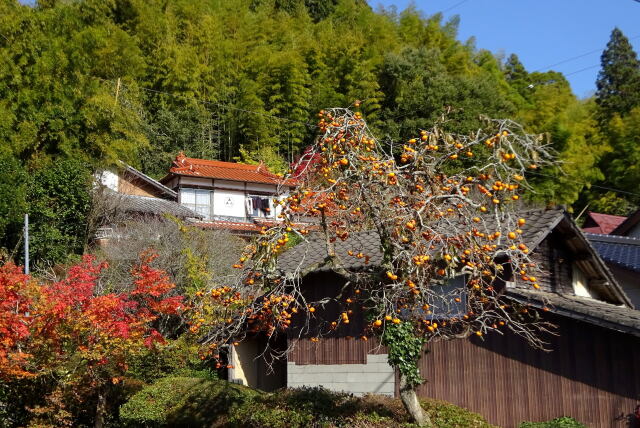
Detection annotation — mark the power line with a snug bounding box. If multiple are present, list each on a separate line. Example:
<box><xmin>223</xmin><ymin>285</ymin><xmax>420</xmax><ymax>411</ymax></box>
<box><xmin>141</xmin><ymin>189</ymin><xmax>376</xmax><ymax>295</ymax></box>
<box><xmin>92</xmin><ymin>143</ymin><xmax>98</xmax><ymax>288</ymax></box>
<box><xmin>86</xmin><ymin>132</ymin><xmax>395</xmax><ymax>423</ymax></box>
<box><xmin>563</xmin><ymin>64</ymin><xmax>601</xmax><ymax>77</ymax></box>
<box><xmin>528</xmin><ymin>62</ymin><xmax>611</xmax><ymax>89</ymax></box>
<box><xmin>528</xmin><ymin>170</ymin><xmax>640</xmax><ymax>198</ymax></box>
<box><xmin>531</xmin><ymin>34</ymin><xmax>640</xmax><ymax>73</ymax></box>
<box><xmin>98</xmin><ymin>77</ymin><xmax>318</xmax><ymax>129</ymax></box>
<box><xmin>442</xmin><ymin>0</ymin><xmax>471</xmax><ymax>13</ymax></box>
<box><xmin>99</xmin><ymin>79</ymin><xmax>640</xmax><ymax>199</ymax></box>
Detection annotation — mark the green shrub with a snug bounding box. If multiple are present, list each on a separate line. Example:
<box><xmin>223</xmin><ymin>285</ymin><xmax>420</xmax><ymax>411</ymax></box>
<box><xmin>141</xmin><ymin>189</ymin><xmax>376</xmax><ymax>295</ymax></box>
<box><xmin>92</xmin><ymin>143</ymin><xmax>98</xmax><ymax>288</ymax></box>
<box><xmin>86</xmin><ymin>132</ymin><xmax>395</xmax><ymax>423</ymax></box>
<box><xmin>421</xmin><ymin>399</ymin><xmax>498</xmax><ymax>428</ymax></box>
<box><xmin>119</xmin><ymin>377</ymin><xmax>256</xmax><ymax>426</ymax></box>
<box><xmin>121</xmin><ymin>377</ymin><xmax>499</xmax><ymax>428</ymax></box>
<box><xmin>519</xmin><ymin>416</ymin><xmax>587</xmax><ymax>428</ymax></box>
<box><xmin>126</xmin><ymin>338</ymin><xmax>217</xmax><ymax>383</ymax></box>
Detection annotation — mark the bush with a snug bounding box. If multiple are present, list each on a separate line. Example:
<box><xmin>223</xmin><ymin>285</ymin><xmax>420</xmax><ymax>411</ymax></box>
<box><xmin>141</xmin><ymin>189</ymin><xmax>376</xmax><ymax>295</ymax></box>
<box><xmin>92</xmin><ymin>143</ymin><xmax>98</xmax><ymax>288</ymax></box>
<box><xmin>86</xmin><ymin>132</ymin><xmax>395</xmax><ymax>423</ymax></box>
<box><xmin>120</xmin><ymin>377</ymin><xmax>257</xmax><ymax>426</ymax></box>
<box><xmin>125</xmin><ymin>338</ymin><xmax>217</xmax><ymax>383</ymax></box>
<box><xmin>519</xmin><ymin>416</ymin><xmax>587</xmax><ymax>428</ymax></box>
<box><xmin>120</xmin><ymin>377</ymin><xmax>498</xmax><ymax>428</ymax></box>
<box><xmin>421</xmin><ymin>399</ymin><xmax>498</xmax><ymax>428</ymax></box>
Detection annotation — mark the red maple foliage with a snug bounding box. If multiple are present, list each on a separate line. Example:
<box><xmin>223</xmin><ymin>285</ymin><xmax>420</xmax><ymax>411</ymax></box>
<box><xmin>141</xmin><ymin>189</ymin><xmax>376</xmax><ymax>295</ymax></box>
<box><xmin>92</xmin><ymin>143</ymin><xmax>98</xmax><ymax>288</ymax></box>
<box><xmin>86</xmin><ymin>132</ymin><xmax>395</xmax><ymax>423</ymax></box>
<box><xmin>0</xmin><ymin>254</ymin><xmax>183</xmax><ymax>382</ymax></box>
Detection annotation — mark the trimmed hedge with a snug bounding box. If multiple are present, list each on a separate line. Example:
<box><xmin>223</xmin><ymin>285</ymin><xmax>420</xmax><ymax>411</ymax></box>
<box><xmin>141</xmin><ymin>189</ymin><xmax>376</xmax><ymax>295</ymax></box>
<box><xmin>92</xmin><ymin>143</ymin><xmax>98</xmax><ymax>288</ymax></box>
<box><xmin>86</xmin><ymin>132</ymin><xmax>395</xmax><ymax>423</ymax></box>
<box><xmin>120</xmin><ymin>376</ymin><xmax>498</xmax><ymax>427</ymax></box>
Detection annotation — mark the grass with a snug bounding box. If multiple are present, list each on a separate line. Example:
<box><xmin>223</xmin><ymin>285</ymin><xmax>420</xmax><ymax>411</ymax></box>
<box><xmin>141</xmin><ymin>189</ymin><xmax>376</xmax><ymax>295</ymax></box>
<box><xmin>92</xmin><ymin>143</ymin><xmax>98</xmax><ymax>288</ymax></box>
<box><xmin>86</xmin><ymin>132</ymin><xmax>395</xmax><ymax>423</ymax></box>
<box><xmin>120</xmin><ymin>376</ymin><xmax>498</xmax><ymax>427</ymax></box>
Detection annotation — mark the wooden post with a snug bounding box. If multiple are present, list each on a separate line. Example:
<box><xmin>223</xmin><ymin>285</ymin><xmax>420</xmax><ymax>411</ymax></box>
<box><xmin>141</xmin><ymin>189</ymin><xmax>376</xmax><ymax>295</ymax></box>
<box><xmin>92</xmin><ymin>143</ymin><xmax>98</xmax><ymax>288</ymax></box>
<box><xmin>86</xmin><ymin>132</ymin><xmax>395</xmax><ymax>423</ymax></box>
<box><xmin>24</xmin><ymin>214</ymin><xmax>29</xmax><ymax>275</ymax></box>
<box><xmin>114</xmin><ymin>78</ymin><xmax>121</xmax><ymax>108</ymax></box>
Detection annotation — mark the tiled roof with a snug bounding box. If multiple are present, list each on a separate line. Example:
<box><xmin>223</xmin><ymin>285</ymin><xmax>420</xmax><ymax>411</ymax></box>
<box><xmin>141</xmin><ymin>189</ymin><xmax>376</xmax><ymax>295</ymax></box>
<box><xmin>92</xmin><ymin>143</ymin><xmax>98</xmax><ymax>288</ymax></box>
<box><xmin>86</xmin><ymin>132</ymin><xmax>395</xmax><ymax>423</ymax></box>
<box><xmin>586</xmin><ymin>233</ymin><xmax>640</xmax><ymax>273</ymax></box>
<box><xmin>508</xmin><ymin>288</ymin><xmax>640</xmax><ymax>337</ymax></box>
<box><xmin>198</xmin><ymin>221</ymin><xmax>261</xmax><ymax>232</ymax></box>
<box><xmin>196</xmin><ymin>219</ymin><xmax>297</xmax><ymax>233</ymax></box>
<box><xmin>107</xmin><ymin>192</ymin><xmax>203</xmax><ymax>219</ymax></box>
<box><xmin>582</xmin><ymin>212</ymin><xmax>626</xmax><ymax>234</ymax></box>
<box><xmin>278</xmin><ymin>230</ymin><xmax>384</xmax><ymax>274</ymax></box>
<box><xmin>277</xmin><ymin>209</ymin><xmax>566</xmax><ymax>274</ymax></box>
<box><xmin>162</xmin><ymin>153</ymin><xmax>296</xmax><ymax>186</ymax></box>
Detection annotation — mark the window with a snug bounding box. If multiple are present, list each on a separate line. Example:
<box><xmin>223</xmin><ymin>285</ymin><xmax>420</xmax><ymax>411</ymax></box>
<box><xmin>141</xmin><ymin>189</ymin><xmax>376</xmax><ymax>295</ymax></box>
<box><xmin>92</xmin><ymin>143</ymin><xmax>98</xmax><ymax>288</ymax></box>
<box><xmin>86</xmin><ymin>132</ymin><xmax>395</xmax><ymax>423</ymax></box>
<box><xmin>428</xmin><ymin>275</ymin><xmax>467</xmax><ymax>319</ymax></box>
<box><xmin>401</xmin><ymin>276</ymin><xmax>467</xmax><ymax>320</ymax></box>
<box><xmin>247</xmin><ymin>195</ymin><xmax>273</xmax><ymax>218</ymax></box>
<box><xmin>181</xmin><ymin>188</ymin><xmax>212</xmax><ymax>219</ymax></box>
<box><xmin>572</xmin><ymin>263</ymin><xmax>591</xmax><ymax>297</ymax></box>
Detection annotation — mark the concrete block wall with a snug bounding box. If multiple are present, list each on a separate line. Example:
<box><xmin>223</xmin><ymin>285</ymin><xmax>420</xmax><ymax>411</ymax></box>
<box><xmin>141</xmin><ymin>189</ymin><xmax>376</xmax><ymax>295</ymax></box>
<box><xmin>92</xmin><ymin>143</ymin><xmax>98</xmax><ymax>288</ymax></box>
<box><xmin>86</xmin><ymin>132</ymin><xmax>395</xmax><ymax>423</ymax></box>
<box><xmin>287</xmin><ymin>354</ymin><xmax>394</xmax><ymax>396</ymax></box>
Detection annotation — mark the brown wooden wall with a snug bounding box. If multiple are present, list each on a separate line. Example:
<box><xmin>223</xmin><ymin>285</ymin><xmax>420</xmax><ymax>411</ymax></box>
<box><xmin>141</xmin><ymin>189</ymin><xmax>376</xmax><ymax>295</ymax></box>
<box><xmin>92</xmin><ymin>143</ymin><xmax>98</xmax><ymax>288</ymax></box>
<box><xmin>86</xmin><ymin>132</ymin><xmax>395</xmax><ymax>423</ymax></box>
<box><xmin>289</xmin><ymin>337</ymin><xmax>386</xmax><ymax>365</ymax></box>
<box><xmin>420</xmin><ymin>313</ymin><xmax>640</xmax><ymax>428</ymax></box>
<box><xmin>526</xmin><ymin>234</ymin><xmax>573</xmax><ymax>295</ymax></box>
<box><xmin>287</xmin><ymin>313</ymin><xmax>640</xmax><ymax>427</ymax></box>
<box><xmin>118</xmin><ymin>171</ymin><xmax>163</xmax><ymax>198</ymax></box>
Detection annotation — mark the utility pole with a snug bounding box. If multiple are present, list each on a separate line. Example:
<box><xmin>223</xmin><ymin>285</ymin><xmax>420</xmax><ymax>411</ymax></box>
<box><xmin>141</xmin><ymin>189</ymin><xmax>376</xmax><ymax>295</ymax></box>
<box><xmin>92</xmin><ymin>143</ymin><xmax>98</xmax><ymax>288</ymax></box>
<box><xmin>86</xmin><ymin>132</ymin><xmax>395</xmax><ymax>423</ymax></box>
<box><xmin>24</xmin><ymin>213</ymin><xmax>29</xmax><ymax>275</ymax></box>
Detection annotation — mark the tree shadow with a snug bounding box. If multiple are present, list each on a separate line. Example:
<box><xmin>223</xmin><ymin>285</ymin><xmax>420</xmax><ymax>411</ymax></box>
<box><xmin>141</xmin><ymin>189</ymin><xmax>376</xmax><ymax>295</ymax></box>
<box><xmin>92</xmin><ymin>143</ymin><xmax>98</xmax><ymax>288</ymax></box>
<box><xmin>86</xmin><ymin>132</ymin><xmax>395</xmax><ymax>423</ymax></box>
<box><xmin>158</xmin><ymin>380</ymin><xmax>406</xmax><ymax>427</ymax></box>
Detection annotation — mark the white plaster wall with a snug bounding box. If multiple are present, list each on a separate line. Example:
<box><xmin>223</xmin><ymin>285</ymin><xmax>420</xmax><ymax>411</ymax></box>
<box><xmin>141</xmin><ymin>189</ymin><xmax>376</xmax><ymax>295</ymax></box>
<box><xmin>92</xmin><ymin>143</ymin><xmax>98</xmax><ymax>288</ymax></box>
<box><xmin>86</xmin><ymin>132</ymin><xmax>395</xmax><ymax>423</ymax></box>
<box><xmin>215</xmin><ymin>179</ymin><xmax>245</xmax><ymax>190</ymax></box>
<box><xmin>246</xmin><ymin>183</ymin><xmax>276</xmax><ymax>193</ymax></box>
<box><xmin>97</xmin><ymin>170</ymin><xmax>119</xmax><ymax>191</ymax></box>
<box><xmin>181</xmin><ymin>176</ymin><xmax>213</xmax><ymax>187</ymax></box>
<box><xmin>229</xmin><ymin>343</ymin><xmax>259</xmax><ymax>388</ymax></box>
<box><xmin>213</xmin><ymin>189</ymin><xmax>246</xmax><ymax>217</ymax></box>
<box><xmin>287</xmin><ymin>354</ymin><xmax>394</xmax><ymax>396</ymax></box>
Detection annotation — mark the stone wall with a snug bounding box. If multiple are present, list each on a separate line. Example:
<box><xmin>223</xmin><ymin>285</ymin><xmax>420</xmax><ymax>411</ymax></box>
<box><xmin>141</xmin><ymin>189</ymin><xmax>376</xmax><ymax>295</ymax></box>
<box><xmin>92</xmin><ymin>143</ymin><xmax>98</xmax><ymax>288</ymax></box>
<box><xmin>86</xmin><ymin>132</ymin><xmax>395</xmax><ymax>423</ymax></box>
<box><xmin>287</xmin><ymin>353</ymin><xmax>394</xmax><ymax>396</ymax></box>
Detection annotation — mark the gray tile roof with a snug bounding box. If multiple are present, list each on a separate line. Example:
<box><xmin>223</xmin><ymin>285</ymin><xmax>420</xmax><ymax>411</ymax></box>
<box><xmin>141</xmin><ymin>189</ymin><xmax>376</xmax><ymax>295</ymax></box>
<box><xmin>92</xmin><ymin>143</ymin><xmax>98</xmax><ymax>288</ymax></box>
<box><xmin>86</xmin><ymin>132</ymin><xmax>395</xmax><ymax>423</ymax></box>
<box><xmin>508</xmin><ymin>288</ymin><xmax>640</xmax><ymax>337</ymax></box>
<box><xmin>277</xmin><ymin>230</ymin><xmax>384</xmax><ymax>274</ymax></box>
<box><xmin>586</xmin><ymin>233</ymin><xmax>640</xmax><ymax>273</ymax></box>
<box><xmin>107</xmin><ymin>192</ymin><xmax>203</xmax><ymax>219</ymax></box>
<box><xmin>277</xmin><ymin>208</ymin><xmax>565</xmax><ymax>274</ymax></box>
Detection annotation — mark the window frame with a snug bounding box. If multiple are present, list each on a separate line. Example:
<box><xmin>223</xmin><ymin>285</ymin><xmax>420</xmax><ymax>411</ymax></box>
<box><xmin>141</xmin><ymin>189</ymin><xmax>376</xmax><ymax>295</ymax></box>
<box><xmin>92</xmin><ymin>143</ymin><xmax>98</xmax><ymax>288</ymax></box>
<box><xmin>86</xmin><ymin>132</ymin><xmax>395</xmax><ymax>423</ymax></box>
<box><xmin>180</xmin><ymin>188</ymin><xmax>213</xmax><ymax>219</ymax></box>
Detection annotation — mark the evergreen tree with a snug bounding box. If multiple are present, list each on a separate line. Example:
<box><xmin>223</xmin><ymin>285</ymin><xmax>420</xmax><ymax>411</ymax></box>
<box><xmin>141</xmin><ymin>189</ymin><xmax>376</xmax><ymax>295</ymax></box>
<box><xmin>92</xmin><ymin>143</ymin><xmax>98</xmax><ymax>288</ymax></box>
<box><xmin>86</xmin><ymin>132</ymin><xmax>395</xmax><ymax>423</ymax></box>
<box><xmin>595</xmin><ymin>28</ymin><xmax>640</xmax><ymax>123</ymax></box>
<box><xmin>504</xmin><ymin>53</ymin><xmax>531</xmax><ymax>101</ymax></box>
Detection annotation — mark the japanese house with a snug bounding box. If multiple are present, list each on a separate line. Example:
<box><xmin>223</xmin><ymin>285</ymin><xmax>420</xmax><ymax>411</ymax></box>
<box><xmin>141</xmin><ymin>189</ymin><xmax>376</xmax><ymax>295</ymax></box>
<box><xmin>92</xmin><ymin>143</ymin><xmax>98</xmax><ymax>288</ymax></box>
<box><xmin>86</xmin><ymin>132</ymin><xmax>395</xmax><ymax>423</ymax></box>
<box><xmin>586</xmin><ymin>208</ymin><xmax>640</xmax><ymax>308</ymax></box>
<box><xmin>234</xmin><ymin>208</ymin><xmax>640</xmax><ymax>428</ymax></box>
<box><xmin>94</xmin><ymin>163</ymin><xmax>203</xmax><ymax>243</ymax></box>
<box><xmin>160</xmin><ymin>153</ymin><xmax>296</xmax><ymax>234</ymax></box>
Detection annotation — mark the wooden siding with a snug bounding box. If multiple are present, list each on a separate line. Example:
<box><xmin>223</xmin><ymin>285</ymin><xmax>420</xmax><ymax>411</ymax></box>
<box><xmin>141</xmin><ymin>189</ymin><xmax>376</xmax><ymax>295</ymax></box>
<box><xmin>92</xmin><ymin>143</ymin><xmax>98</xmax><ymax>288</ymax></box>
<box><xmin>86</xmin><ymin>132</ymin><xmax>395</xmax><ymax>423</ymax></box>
<box><xmin>118</xmin><ymin>172</ymin><xmax>161</xmax><ymax>198</ymax></box>
<box><xmin>289</xmin><ymin>337</ymin><xmax>386</xmax><ymax>365</ymax></box>
<box><xmin>420</xmin><ymin>313</ymin><xmax>640</xmax><ymax>428</ymax></box>
<box><xmin>288</xmin><ymin>314</ymin><xmax>640</xmax><ymax>427</ymax></box>
<box><xmin>525</xmin><ymin>234</ymin><xmax>573</xmax><ymax>294</ymax></box>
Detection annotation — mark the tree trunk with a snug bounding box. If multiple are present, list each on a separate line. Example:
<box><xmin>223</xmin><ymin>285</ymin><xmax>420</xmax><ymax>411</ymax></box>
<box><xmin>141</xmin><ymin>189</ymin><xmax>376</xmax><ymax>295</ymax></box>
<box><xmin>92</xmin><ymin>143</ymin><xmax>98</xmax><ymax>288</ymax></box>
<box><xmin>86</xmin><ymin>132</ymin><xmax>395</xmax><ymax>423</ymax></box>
<box><xmin>95</xmin><ymin>390</ymin><xmax>107</xmax><ymax>428</ymax></box>
<box><xmin>399</xmin><ymin>373</ymin><xmax>432</xmax><ymax>427</ymax></box>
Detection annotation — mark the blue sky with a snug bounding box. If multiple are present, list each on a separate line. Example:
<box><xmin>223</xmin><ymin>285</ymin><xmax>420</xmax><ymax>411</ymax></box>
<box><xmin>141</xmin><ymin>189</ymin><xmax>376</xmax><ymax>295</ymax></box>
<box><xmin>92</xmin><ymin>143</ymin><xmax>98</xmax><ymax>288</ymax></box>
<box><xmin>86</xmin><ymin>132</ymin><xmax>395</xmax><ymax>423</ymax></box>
<box><xmin>368</xmin><ymin>0</ymin><xmax>640</xmax><ymax>98</ymax></box>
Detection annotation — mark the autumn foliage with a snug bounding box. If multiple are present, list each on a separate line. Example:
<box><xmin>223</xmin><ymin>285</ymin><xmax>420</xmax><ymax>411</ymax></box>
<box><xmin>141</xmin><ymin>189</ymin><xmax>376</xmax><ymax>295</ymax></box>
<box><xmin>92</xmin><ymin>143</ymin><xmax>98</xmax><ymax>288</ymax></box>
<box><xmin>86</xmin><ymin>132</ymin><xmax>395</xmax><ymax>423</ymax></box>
<box><xmin>0</xmin><ymin>253</ymin><xmax>183</xmax><ymax>422</ymax></box>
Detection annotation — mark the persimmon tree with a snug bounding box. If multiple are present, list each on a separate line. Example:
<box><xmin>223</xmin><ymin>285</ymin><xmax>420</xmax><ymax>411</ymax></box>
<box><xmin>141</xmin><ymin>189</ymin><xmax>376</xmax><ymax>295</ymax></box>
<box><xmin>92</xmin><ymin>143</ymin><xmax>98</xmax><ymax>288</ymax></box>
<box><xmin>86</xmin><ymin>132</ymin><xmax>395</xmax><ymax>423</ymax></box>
<box><xmin>0</xmin><ymin>253</ymin><xmax>183</xmax><ymax>427</ymax></box>
<box><xmin>192</xmin><ymin>107</ymin><xmax>557</xmax><ymax>426</ymax></box>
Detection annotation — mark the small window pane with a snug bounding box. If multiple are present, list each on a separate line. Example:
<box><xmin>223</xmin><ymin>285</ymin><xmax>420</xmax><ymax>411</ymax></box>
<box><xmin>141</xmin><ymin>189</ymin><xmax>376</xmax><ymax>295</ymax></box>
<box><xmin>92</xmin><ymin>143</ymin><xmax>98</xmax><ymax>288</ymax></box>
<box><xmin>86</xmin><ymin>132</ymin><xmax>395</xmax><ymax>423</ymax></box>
<box><xmin>195</xmin><ymin>205</ymin><xmax>210</xmax><ymax>217</ymax></box>
<box><xmin>181</xmin><ymin>189</ymin><xmax>195</xmax><ymax>204</ymax></box>
<box><xmin>196</xmin><ymin>189</ymin><xmax>210</xmax><ymax>205</ymax></box>
<box><xmin>431</xmin><ymin>276</ymin><xmax>466</xmax><ymax>318</ymax></box>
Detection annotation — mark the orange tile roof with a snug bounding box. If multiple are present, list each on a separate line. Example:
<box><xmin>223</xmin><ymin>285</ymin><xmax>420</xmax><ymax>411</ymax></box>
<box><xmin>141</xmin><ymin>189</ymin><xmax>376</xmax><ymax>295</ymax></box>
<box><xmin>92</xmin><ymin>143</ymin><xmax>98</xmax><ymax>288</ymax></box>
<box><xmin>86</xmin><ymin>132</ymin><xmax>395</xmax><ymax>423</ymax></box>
<box><xmin>163</xmin><ymin>153</ymin><xmax>296</xmax><ymax>186</ymax></box>
<box><xmin>197</xmin><ymin>221</ymin><xmax>261</xmax><ymax>232</ymax></box>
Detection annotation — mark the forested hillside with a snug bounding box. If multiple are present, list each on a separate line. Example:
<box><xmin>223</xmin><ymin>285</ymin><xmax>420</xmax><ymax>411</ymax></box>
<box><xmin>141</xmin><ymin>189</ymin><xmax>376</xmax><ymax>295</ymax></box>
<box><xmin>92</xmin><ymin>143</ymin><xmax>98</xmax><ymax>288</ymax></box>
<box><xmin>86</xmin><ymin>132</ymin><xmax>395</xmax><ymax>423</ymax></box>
<box><xmin>1</xmin><ymin>0</ymin><xmax>639</xmax><ymax>264</ymax></box>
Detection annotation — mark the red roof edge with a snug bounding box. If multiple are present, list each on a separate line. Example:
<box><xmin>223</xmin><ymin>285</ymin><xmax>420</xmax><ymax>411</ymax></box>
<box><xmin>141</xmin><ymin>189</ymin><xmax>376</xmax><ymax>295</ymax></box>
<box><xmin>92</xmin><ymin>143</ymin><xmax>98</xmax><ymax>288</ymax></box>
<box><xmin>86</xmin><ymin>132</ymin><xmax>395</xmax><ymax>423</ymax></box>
<box><xmin>161</xmin><ymin>153</ymin><xmax>296</xmax><ymax>186</ymax></box>
<box><xmin>582</xmin><ymin>212</ymin><xmax>627</xmax><ymax>235</ymax></box>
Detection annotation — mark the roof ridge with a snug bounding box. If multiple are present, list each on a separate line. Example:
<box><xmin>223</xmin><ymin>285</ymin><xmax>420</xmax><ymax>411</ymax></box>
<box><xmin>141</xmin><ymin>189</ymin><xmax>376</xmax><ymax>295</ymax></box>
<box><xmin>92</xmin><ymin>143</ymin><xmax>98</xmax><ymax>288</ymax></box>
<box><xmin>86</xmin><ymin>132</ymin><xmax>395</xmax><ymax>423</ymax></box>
<box><xmin>588</xmin><ymin>211</ymin><xmax>626</xmax><ymax>220</ymax></box>
<box><xmin>183</xmin><ymin>157</ymin><xmax>262</xmax><ymax>171</ymax></box>
<box><xmin>586</xmin><ymin>233</ymin><xmax>640</xmax><ymax>245</ymax></box>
